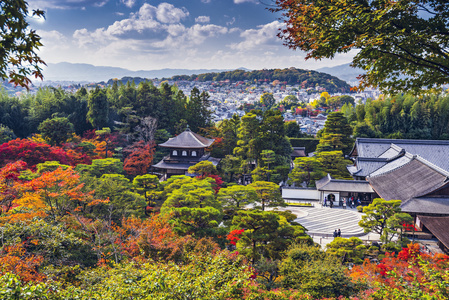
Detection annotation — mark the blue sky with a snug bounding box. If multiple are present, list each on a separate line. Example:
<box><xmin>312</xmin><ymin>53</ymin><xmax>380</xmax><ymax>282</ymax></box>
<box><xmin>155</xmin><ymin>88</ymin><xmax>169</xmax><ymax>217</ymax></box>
<box><xmin>28</xmin><ymin>0</ymin><xmax>356</xmax><ymax>71</ymax></box>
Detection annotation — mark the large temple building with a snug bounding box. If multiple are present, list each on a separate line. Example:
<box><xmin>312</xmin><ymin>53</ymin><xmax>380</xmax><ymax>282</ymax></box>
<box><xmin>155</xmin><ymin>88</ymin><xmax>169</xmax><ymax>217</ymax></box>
<box><xmin>283</xmin><ymin>137</ymin><xmax>449</xmax><ymax>252</ymax></box>
<box><xmin>152</xmin><ymin>127</ymin><xmax>220</xmax><ymax>180</ymax></box>
<box><xmin>348</xmin><ymin>138</ymin><xmax>449</xmax><ymax>218</ymax></box>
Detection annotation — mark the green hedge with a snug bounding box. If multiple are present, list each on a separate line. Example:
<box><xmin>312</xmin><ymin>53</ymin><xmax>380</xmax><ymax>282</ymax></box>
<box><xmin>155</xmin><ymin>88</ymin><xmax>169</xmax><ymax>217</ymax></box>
<box><xmin>288</xmin><ymin>138</ymin><xmax>319</xmax><ymax>154</ymax></box>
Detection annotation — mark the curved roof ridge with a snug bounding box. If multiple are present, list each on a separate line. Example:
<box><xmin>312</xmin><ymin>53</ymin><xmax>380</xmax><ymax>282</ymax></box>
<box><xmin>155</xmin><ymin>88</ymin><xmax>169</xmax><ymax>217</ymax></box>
<box><xmin>354</xmin><ymin>137</ymin><xmax>449</xmax><ymax>145</ymax></box>
<box><xmin>159</xmin><ymin>129</ymin><xmax>214</xmax><ymax>148</ymax></box>
<box><xmin>368</xmin><ymin>155</ymin><xmax>415</xmax><ymax>179</ymax></box>
<box><xmin>376</xmin><ymin>143</ymin><xmax>401</xmax><ymax>158</ymax></box>
<box><xmin>369</xmin><ymin>153</ymin><xmax>449</xmax><ymax>180</ymax></box>
<box><xmin>189</xmin><ymin>131</ymin><xmax>207</xmax><ymax>146</ymax></box>
<box><xmin>414</xmin><ymin>155</ymin><xmax>449</xmax><ymax>177</ymax></box>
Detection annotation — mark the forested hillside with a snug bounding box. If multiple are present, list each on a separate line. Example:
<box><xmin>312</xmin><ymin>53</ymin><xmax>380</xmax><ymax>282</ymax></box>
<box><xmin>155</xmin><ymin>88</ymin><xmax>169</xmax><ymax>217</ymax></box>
<box><xmin>169</xmin><ymin>68</ymin><xmax>352</xmax><ymax>93</ymax></box>
<box><xmin>343</xmin><ymin>93</ymin><xmax>449</xmax><ymax>140</ymax></box>
<box><xmin>1</xmin><ymin>80</ymin><xmax>449</xmax><ymax>299</ymax></box>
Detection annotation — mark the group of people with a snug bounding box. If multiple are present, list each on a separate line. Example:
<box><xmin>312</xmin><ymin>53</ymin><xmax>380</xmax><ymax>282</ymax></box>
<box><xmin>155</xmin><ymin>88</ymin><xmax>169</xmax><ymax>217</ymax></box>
<box><xmin>333</xmin><ymin>229</ymin><xmax>341</xmax><ymax>238</ymax></box>
<box><xmin>324</xmin><ymin>196</ymin><xmax>361</xmax><ymax>209</ymax></box>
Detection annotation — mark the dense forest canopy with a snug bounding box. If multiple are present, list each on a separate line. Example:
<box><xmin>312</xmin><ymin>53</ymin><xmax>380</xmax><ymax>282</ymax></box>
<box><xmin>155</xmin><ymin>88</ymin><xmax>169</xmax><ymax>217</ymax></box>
<box><xmin>169</xmin><ymin>68</ymin><xmax>352</xmax><ymax>93</ymax></box>
<box><xmin>0</xmin><ymin>78</ymin><xmax>449</xmax><ymax>299</ymax></box>
<box><xmin>345</xmin><ymin>93</ymin><xmax>449</xmax><ymax>140</ymax></box>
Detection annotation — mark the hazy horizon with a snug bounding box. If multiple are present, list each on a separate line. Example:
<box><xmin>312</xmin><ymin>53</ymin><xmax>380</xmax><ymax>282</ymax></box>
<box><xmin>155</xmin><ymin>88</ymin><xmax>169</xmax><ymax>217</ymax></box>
<box><xmin>28</xmin><ymin>0</ymin><xmax>357</xmax><ymax>72</ymax></box>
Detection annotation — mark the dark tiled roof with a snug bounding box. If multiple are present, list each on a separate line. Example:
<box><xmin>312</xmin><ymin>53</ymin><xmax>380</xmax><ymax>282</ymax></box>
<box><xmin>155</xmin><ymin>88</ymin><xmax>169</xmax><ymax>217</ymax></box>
<box><xmin>401</xmin><ymin>197</ymin><xmax>449</xmax><ymax>215</ymax></box>
<box><xmin>152</xmin><ymin>155</ymin><xmax>220</xmax><ymax>171</ymax></box>
<box><xmin>291</xmin><ymin>147</ymin><xmax>306</xmax><ymax>157</ymax></box>
<box><xmin>349</xmin><ymin>158</ymin><xmax>388</xmax><ymax>177</ymax></box>
<box><xmin>159</xmin><ymin>128</ymin><xmax>215</xmax><ymax>149</ymax></box>
<box><xmin>152</xmin><ymin>161</ymin><xmax>194</xmax><ymax>171</ymax></box>
<box><xmin>350</xmin><ymin>138</ymin><xmax>449</xmax><ymax>171</ymax></box>
<box><xmin>369</xmin><ymin>154</ymin><xmax>413</xmax><ymax>177</ymax></box>
<box><xmin>417</xmin><ymin>215</ymin><xmax>449</xmax><ymax>249</ymax></box>
<box><xmin>368</xmin><ymin>157</ymin><xmax>449</xmax><ymax>201</ymax></box>
<box><xmin>316</xmin><ymin>174</ymin><xmax>374</xmax><ymax>193</ymax></box>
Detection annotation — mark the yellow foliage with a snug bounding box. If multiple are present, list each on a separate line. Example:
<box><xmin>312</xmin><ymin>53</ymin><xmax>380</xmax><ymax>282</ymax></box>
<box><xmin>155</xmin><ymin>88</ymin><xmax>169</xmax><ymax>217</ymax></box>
<box><xmin>28</xmin><ymin>133</ymin><xmax>47</xmax><ymax>144</ymax></box>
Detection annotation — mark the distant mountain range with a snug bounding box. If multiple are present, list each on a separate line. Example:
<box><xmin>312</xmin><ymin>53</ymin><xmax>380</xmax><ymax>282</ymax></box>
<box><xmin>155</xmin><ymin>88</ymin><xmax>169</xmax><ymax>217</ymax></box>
<box><xmin>40</xmin><ymin>62</ymin><xmax>243</xmax><ymax>83</ymax></box>
<box><xmin>38</xmin><ymin>62</ymin><xmax>363</xmax><ymax>86</ymax></box>
<box><xmin>316</xmin><ymin>63</ymin><xmax>363</xmax><ymax>85</ymax></box>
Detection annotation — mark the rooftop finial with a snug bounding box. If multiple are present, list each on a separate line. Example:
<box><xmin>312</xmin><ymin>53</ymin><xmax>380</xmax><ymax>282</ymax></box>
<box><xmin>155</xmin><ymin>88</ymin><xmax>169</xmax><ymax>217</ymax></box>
<box><xmin>186</xmin><ymin>124</ymin><xmax>191</xmax><ymax>131</ymax></box>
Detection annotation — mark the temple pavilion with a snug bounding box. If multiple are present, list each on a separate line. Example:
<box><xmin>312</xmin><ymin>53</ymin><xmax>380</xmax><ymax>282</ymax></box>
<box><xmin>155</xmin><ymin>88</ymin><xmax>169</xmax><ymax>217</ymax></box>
<box><xmin>152</xmin><ymin>127</ymin><xmax>220</xmax><ymax>180</ymax></box>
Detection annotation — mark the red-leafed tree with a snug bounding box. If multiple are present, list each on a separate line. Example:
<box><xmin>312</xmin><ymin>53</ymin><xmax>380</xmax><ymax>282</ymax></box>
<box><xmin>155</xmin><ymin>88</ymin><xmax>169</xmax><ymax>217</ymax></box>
<box><xmin>123</xmin><ymin>141</ymin><xmax>156</xmax><ymax>176</ymax></box>
<box><xmin>350</xmin><ymin>243</ymin><xmax>449</xmax><ymax>298</ymax></box>
<box><xmin>0</xmin><ymin>139</ymin><xmax>83</xmax><ymax>169</ymax></box>
<box><xmin>0</xmin><ymin>161</ymin><xmax>27</xmax><ymax>214</ymax></box>
<box><xmin>227</xmin><ymin>229</ymin><xmax>244</xmax><ymax>246</ymax></box>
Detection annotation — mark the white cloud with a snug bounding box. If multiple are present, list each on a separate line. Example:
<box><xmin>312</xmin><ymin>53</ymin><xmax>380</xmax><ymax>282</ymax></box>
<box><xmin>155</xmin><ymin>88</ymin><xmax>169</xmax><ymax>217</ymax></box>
<box><xmin>72</xmin><ymin>2</ymin><xmax>227</xmax><ymax>54</ymax></box>
<box><xmin>234</xmin><ymin>0</ymin><xmax>258</xmax><ymax>3</ymax></box>
<box><xmin>120</xmin><ymin>0</ymin><xmax>136</xmax><ymax>8</ymax></box>
<box><xmin>28</xmin><ymin>0</ymin><xmax>109</xmax><ymax>9</ymax></box>
<box><xmin>195</xmin><ymin>16</ymin><xmax>210</xmax><ymax>23</ymax></box>
<box><xmin>155</xmin><ymin>3</ymin><xmax>189</xmax><ymax>24</ymax></box>
<box><xmin>136</xmin><ymin>3</ymin><xmax>189</xmax><ymax>23</ymax></box>
<box><xmin>201</xmin><ymin>0</ymin><xmax>212</xmax><ymax>3</ymax></box>
<box><xmin>226</xmin><ymin>17</ymin><xmax>236</xmax><ymax>26</ymax></box>
<box><xmin>229</xmin><ymin>21</ymin><xmax>283</xmax><ymax>51</ymax></box>
<box><xmin>152</xmin><ymin>24</ymin><xmax>228</xmax><ymax>48</ymax></box>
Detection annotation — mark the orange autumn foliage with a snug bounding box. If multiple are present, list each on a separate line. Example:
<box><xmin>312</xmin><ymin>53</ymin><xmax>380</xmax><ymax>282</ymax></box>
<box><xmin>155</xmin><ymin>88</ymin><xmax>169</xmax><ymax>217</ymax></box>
<box><xmin>0</xmin><ymin>244</ymin><xmax>45</xmax><ymax>282</ymax></box>
<box><xmin>89</xmin><ymin>139</ymin><xmax>114</xmax><ymax>159</ymax></box>
<box><xmin>2</xmin><ymin>167</ymin><xmax>105</xmax><ymax>223</ymax></box>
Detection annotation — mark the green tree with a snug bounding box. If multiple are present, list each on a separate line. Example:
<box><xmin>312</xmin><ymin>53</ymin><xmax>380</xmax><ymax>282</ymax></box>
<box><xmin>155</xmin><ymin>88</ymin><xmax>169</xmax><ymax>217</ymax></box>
<box><xmin>38</xmin><ymin>117</ymin><xmax>74</xmax><ymax>146</ymax></box>
<box><xmin>249</xmin><ymin>181</ymin><xmax>285</xmax><ymax>211</ymax></box>
<box><xmin>218</xmin><ymin>114</ymin><xmax>240</xmax><ymax>156</ymax></box>
<box><xmin>284</xmin><ymin>121</ymin><xmax>301</xmax><ymax>138</ymax></box>
<box><xmin>274</xmin><ymin>0</ymin><xmax>449</xmax><ymax>92</ymax></box>
<box><xmin>232</xmin><ymin>210</ymin><xmax>280</xmax><ymax>264</ymax></box>
<box><xmin>36</xmin><ymin>161</ymin><xmax>70</xmax><ymax>173</ymax></box>
<box><xmin>75</xmin><ymin>158</ymin><xmax>123</xmax><ymax>178</ymax></box>
<box><xmin>260</xmin><ymin>93</ymin><xmax>276</xmax><ymax>109</ymax></box>
<box><xmin>280</xmin><ymin>94</ymin><xmax>299</xmax><ymax>109</ymax></box>
<box><xmin>1</xmin><ymin>218</ymin><xmax>96</xmax><ymax>267</ymax></box>
<box><xmin>0</xmin><ymin>124</ymin><xmax>16</xmax><ymax>144</ymax></box>
<box><xmin>219</xmin><ymin>155</ymin><xmax>242</xmax><ymax>183</ymax></box>
<box><xmin>217</xmin><ymin>185</ymin><xmax>258</xmax><ymax>213</ymax></box>
<box><xmin>280</xmin><ymin>243</ymin><xmax>360</xmax><ymax>299</ymax></box>
<box><xmin>385</xmin><ymin>212</ymin><xmax>414</xmax><ymax>245</ymax></box>
<box><xmin>316</xmin><ymin>151</ymin><xmax>353</xmax><ymax>179</ymax></box>
<box><xmin>251</xmin><ymin>167</ymin><xmax>272</xmax><ymax>182</ymax></box>
<box><xmin>234</xmin><ymin>112</ymin><xmax>261</xmax><ymax>173</ymax></box>
<box><xmin>93</xmin><ymin>174</ymin><xmax>147</xmax><ymax>222</ymax></box>
<box><xmin>260</xmin><ymin>150</ymin><xmax>275</xmax><ymax>170</ymax></box>
<box><xmin>359</xmin><ymin>198</ymin><xmax>402</xmax><ymax>240</ymax></box>
<box><xmin>188</xmin><ymin>161</ymin><xmax>218</xmax><ymax>177</ymax></box>
<box><xmin>161</xmin><ymin>178</ymin><xmax>219</xmax><ymax>211</ymax></box>
<box><xmin>0</xmin><ymin>1</ymin><xmax>45</xmax><ymax>88</ymax></box>
<box><xmin>316</xmin><ymin>112</ymin><xmax>354</xmax><ymax>155</ymax></box>
<box><xmin>289</xmin><ymin>156</ymin><xmax>324</xmax><ymax>186</ymax></box>
<box><xmin>326</xmin><ymin>237</ymin><xmax>367</xmax><ymax>264</ymax></box>
<box><xmin>353</xmin><ymin>121</ymin><xmax>378</xmax><ymax>138</ymax></box>
<box><xmin>87</xmin><ymin>87</ymin><xmax>109</xmax><ymax>129</ymax></box>
<box><xmin>186</xmin><ymin>87</ymin><xmax>212</xmax><ymax>132</ymax></box>
<box><xmin>132</xmin><ymin>174</ymin><xmax>160</xmax><ymax>205</ymax></box>
<box><xmin>259</xmin><ymin>110</ymin><xmax>292</xmax><ymax>160</ymax></box>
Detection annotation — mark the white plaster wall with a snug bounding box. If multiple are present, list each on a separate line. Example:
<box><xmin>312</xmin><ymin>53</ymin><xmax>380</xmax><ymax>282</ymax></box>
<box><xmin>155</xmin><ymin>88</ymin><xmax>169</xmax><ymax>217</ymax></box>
<box><xmin>282</xmin><ymin>188</ymin><xmax>320</xmax><ymax>200</ymax></box>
